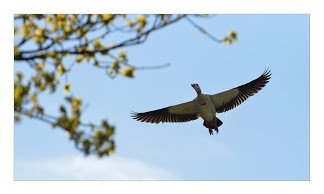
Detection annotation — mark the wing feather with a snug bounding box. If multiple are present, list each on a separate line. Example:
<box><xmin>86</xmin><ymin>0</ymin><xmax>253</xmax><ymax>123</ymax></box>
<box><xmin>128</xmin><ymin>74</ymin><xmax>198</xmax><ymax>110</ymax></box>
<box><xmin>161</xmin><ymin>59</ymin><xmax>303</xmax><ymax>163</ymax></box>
<box><xmin>132</xmin><ymin>101</ymin><xmax>199</xmax><ymax>123</ymax></box>
<box><xmin>210</xmin><ymin>69</ymin><xmax>271</xmax><ymax>113</ymax></box>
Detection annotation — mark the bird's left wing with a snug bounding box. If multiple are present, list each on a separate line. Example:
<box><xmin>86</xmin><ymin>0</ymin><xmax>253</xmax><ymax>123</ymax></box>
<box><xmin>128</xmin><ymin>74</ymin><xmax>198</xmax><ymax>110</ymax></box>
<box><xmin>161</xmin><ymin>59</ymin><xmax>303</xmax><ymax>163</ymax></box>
<box><xmin>132</xmin><ymin>100</ymin><xmax>199</xmax><ymax>123</ymax></box>
<box><xmin>210</xmin><ymin>69</ymin><xmax>271</xmax><ymax>113</ymax></box>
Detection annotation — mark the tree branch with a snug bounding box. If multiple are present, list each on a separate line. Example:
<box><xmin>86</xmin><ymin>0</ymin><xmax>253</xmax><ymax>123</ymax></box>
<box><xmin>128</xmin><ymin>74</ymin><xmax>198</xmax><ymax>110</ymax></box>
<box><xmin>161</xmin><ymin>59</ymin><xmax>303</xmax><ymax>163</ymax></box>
<box><xmin>185</xmin><ymin>16</ymin><xmax>222</xmax><ymax>43</ymax></box>
<box><xmin>14</xmin><ymin>15</ymin><xmax>187</xmax><ymax>61</ymax></box>
<box><xmin>134</xmin><ymin>63</ymin><xmax>171</xmax><ymax>70</ymax></box>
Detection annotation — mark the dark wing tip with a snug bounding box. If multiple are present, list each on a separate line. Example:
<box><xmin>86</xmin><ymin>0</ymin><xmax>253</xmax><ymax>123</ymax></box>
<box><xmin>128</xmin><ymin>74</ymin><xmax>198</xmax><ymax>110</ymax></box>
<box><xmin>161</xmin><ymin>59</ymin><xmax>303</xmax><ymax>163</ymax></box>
<box><xmin>217</xmin><ymin>69</ymin><xmax>271</xmax><ymax>113</ymax></box>
<box><xmin>131</xmin><ymin>111</ymin><xmax>146</xmax><ymax>121</ymax></box>
<box><xmin>258</xmin><ymin>68</ymin><xmax>272</xmax><ymax>87</ymax></box>
<box><xmin>262</xmin><ymin>68</ymin><xmax>272</xmax><ymax>80</ymax></box>
<box><xmin>238</xmin><ymin>69</ymin><xmax>271</xmax><ymax>90</ymax></box>
<box><xmin>131</xmin><ymin>107</ymin><xmax>199</xmax><ymax>124</ymax></box>
<box><xmin>130</xmin><ymin>111</ymin><xmax>139</xmax><ymax>119</ymax></box>
<box><xmin>240</xmin><ymin>69</ymin><xmax>271</xmax><ymax>99</ymax></box>
<box><xmin>130</xmin><ymin>108</ymin><xmax>169</xmax><ymax>124</ymax></box>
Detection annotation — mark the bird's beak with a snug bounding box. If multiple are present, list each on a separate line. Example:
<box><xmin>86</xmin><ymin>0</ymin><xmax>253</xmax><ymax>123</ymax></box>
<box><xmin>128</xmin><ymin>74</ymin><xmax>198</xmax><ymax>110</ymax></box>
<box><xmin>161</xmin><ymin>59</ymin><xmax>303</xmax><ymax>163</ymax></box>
<box><xmin>191</xmin><ymin>83</ymin><xmax>196</xmax><ymax>87</ymax></box>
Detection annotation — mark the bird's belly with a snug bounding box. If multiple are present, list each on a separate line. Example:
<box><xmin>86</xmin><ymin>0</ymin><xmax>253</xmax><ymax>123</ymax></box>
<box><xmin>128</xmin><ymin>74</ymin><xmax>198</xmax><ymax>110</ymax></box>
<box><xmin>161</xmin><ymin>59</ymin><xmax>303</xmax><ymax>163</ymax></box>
<box><xmin>197</xmin><ymin>105</ymin><xmax>215</xmax><ymax>121</ymax></box>
<box><xmin>194</xmin><ymin>94</ymin><xmax>216</xmax><ymax>121</ymax></box>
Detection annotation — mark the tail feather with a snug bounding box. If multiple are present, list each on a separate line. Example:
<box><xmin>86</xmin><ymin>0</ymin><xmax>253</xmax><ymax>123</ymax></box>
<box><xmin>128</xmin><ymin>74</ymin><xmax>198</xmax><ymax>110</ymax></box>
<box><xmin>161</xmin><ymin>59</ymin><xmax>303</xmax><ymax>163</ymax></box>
<box><xmin>203</xmin><ymin>117</ymin><xmax>223</xmax><ymax>129</ymax></box>
<box><xmin>216</xmin><ymin>117</ymin><xmax>223</xmax><ymax>127</ymax></box>
<box><xmin>203</xmin><ymin>120</ymin><xmax>210</xmax><ymax>128</ymax></box>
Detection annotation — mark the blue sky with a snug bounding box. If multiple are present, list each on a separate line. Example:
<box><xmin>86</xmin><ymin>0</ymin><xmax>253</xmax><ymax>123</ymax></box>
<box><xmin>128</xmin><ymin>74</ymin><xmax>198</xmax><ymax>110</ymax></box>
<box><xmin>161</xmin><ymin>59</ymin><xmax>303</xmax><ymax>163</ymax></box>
<box><xmin>14</xmin><ymin>14</ymin><xmax>309</xmax><ymax>180</ymax></box>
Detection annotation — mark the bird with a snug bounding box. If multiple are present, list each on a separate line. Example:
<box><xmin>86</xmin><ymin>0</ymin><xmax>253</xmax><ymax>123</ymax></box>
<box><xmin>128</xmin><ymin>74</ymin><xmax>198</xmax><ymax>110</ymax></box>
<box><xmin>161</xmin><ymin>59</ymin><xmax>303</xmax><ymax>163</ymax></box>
<box><xmin>131</xmin><ymin>69</ymin><xmax>271</xmax><ymax>135</ymax></box>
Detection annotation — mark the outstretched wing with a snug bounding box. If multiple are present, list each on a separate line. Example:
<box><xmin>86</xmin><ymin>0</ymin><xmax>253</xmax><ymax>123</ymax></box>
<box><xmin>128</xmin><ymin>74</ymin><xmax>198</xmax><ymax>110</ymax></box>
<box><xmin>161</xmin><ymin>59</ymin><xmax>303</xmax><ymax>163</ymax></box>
<box><xmin>210</xmin><ymin>69</ymin><xmax>271</xmax><ymax>113</ymax></box>
<box><xmin>132</xmin><ymin>101</ymin><xmax>199</xmax><ymax>123</ymax></box>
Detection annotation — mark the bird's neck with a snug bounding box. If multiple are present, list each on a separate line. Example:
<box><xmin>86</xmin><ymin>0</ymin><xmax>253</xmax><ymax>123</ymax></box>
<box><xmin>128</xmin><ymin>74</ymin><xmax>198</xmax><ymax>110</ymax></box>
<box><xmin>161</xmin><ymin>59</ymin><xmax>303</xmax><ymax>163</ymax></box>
<box><xmin>196</xmin><ymin>88</ymin><xmax>202</xmax><ymax>95</ymax></box>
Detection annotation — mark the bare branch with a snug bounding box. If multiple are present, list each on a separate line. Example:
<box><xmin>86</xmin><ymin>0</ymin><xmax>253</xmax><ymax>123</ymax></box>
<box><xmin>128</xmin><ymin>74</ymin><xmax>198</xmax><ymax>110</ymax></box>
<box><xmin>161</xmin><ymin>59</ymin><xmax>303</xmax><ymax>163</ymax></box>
<box><xmin>135</xmin><ymin>63</ymin><xmax>171</xmax><ymax>70</ymax></box>
<box><xmin>185</xmin><ymin>16</ymin><xmax>222</xmax><ymax>43</ymax></box>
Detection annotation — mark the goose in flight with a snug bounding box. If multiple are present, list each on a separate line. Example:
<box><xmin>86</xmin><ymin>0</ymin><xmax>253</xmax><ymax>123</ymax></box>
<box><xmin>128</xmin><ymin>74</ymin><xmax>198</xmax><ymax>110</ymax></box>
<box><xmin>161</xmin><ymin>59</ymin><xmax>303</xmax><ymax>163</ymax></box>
<box><xmin>132</xmin><ymin>69</ymin><xmax>271</xmax><ymax>135</ymax></box>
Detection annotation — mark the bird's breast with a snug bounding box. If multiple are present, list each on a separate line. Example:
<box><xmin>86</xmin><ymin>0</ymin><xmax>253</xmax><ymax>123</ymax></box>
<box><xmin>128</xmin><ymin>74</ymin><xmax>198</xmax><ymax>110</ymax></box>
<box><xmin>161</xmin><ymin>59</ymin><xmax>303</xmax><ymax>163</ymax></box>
<box><xmin>195</xmin><ymin>95</ymin><xmax>216</xmax><ymax>121</ymax></box>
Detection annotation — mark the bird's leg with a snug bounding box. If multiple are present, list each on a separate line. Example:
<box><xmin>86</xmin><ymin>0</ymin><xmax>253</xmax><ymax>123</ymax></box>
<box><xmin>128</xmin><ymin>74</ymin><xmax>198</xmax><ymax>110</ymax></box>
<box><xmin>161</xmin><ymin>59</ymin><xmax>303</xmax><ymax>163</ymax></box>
<box><xmin>214</xmin><ymin>127</ymin><xmax>219</xmax><ymax>134</ymax></box>
<box><xmin>209</xmin><ymin>128</ymin><xmax>214</xmax><ymax>135</ymax></box>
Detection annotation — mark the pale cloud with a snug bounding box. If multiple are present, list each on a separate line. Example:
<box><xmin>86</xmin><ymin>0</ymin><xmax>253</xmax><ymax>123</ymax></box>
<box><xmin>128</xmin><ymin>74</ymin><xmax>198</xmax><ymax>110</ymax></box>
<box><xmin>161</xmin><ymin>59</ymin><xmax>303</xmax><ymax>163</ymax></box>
<box><xmin>15</xmin><ymin>155</ymin><xmax>178</xmax><ymax>180</ymax></box>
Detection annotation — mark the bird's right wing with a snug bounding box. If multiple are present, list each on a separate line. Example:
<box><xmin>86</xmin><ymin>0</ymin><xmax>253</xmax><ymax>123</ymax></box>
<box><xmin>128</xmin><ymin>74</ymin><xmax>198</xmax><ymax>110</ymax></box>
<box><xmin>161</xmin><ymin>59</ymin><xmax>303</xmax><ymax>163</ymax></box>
<box><xmin>210</xmin><ymin>69</ymin><xmax>271</xmax><ymax>113</ymax></box>
<box><xmin>132</xmin><ymin>100</ymin><xmax>199</xmax><ymax>123</ymax></box>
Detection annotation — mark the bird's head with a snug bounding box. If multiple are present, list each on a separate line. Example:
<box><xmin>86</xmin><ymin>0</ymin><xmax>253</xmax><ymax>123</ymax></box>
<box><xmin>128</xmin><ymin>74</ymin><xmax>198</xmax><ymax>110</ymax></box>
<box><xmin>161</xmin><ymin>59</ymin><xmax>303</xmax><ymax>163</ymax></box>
<box><xmin>191</xmin><ymin>83</ymin><xmax>201</xmax><ymax>94</ymax></box>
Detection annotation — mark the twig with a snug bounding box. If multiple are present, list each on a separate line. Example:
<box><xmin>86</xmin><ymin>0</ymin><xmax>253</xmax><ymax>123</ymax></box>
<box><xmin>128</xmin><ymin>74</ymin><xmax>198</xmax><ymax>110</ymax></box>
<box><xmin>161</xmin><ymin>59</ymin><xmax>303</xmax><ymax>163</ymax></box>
<box><xmin>185</xmin><ymin>16</ymin><xmax>222</xmax><ymax>43</ymax></box>
<box><xmin>135</xmin><ymin>63</ymin><xmax>171</xmax><ymax>70</ymax></box>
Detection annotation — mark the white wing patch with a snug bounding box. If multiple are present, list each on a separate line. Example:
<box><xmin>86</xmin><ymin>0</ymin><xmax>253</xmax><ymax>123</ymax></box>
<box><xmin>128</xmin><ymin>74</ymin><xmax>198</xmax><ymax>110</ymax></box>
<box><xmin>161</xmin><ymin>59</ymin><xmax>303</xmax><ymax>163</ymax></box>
<box><xmin>210</xmin><ymin>89</ymin><xmax>239</xmax><ymax>110</ymax></box>
<box><xmin>168</xmin><ymin>101</ymin><xmax>196</xmax><ymax>114</ymax></box>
